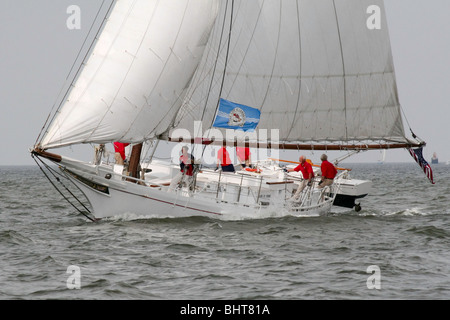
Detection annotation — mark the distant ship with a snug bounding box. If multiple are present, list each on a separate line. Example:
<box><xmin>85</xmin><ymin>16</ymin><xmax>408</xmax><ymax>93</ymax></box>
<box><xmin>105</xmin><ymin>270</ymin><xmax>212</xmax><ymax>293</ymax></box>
<box><xmin>431</xmin><ymin>152</ymin><xmax>439</xmax><ymax>164</ymax></box>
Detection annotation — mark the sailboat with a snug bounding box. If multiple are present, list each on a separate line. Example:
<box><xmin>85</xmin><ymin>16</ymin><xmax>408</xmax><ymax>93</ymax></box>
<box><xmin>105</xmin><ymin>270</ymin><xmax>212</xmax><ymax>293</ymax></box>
<box><xmin>31</xmin><ymin>0</ymin><xmax>428</xmax><ymax>221</ymax></box>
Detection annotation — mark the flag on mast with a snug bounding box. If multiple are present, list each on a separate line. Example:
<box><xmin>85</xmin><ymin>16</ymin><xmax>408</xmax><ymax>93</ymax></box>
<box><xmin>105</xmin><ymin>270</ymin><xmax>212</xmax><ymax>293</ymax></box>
<box><xmin>213</xmin><ymin>99</ymin><xmax>261</xmax><ymax>132</ymax></box>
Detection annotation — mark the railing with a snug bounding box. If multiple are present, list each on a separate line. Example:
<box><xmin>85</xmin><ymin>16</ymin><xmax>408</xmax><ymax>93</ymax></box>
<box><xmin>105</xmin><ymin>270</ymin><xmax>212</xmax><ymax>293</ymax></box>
<box><xmin>105</xmin><ymin>160</ymin><xmax>345</xmax><ymax>212</ymax></box>
<box><xmin>195</xmin><ymin>169</ymin><xmax>270</xmax><ymax>206</ymax></box>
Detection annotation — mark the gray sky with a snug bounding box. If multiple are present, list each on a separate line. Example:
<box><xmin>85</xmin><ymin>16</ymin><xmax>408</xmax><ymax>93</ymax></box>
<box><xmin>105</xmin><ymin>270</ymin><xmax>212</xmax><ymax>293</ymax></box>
<box><xmin>1</xmin><ymin>0</ymin><xmax>449</xmax><ymax>166</ymax></box>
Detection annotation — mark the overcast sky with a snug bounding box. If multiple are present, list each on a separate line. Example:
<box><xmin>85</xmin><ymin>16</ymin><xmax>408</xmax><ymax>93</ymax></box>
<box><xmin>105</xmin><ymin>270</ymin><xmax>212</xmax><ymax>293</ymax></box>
<box><xmin>1</xmin><ymin>0</ymin><xmax>449</xmax><ymax>166</ymax></box>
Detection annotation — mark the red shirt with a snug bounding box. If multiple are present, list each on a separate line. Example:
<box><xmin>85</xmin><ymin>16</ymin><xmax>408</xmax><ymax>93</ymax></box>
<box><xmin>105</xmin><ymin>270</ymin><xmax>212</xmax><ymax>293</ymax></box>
<box><xmin>218</xmin><ymin>147</ymin><xmax>232</xmax><ymax>166</ymax></box>
<box><xmin>113</xmin><ymin>142</ymin><xmax>130</xmax><ymax>160</ymax></box>
<box><xmin>236</xmin><ymin>147</ymin><xmax>250</xmax><ymax>161</ymax></box>
<box><xmin>321</xmin><ymin>160</ymin><xmax>337</xmax><ymax>179</ymax></box>
<box><xmin>180</xmin><ymin>154</ymin><xmax>194</xmax><ymax>176</ymax></box>
<box><xmin>294</xmin><ymin>161</ymin><xmax>314</xmax><ymax>180</ymax></box>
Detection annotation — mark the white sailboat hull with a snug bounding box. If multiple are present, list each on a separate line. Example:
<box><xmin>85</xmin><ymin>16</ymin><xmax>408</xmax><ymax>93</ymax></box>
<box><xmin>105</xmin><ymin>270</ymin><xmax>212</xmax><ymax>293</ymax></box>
<box><xmin>57</xmin><ymin>157</ymin><xmax>336</xmax><ymax>221</ymax></box>
<box><xmin>72</xmin><ymin>178</ymin><xmax>224</xmax><ymax>219</ymax></box>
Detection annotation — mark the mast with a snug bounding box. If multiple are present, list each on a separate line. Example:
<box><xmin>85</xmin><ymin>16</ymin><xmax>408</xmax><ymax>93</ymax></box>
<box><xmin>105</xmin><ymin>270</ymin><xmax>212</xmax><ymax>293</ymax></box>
<box><xmin>127</xmin><ymin>143</ymin><xmax>143</xmax><ymax>182</ymax></box>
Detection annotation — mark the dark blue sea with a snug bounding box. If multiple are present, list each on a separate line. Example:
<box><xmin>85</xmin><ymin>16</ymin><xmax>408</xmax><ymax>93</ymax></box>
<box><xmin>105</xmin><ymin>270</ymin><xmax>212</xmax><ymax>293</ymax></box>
<box><xmin>1</xmin><ymin>163</ymin><xmax>449</xmax><ymax>306</ymax></box>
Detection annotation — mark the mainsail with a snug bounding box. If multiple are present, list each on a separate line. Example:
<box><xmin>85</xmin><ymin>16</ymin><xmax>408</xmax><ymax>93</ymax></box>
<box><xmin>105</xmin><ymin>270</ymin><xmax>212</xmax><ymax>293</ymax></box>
<box><xmin>172</xmin><ymin>0</ymin><xmax>419</xmax><ymax>149</ymax></box>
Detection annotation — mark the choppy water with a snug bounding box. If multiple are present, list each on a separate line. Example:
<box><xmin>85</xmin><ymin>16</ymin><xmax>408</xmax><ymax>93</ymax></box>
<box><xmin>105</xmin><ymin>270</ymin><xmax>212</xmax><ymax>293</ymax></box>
<box><xmin>1</xmin><ymin>163</ymin><xmax>449</xmax><ymax>303</ymax></box>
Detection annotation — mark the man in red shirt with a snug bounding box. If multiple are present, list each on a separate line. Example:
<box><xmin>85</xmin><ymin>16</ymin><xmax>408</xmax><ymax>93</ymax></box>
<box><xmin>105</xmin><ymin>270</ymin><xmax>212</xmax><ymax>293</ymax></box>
<box><xmin>216</xmin><ymin>146</ymin><xmax>235</xmax><ymax>172</ymax></box>
<box><xmin>113</xmin><ymin>142</ymin><xmax>130</xmax><ymax>165</ymax></box>
<box><xmin>236</xmin><ymin>146</ymin><xmax>252</xmax><ymax>168</ymax></box>
<box><xmin>285</xmin><ymin>155</ymin><xmax>315</xmax><ymax>200</ymax></box>
<box><xmin>318</xmin><ymin>154</ymin><xmax>338</xmax><ymax>189</ymax></box>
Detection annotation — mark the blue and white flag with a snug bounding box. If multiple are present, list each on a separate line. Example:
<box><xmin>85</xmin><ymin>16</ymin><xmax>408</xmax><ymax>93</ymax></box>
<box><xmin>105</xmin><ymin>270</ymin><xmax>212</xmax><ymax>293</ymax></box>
<box><xmin>212</xmin><ymin>99</ymin><xmax>261</xmax><ymax>132</ymax></box>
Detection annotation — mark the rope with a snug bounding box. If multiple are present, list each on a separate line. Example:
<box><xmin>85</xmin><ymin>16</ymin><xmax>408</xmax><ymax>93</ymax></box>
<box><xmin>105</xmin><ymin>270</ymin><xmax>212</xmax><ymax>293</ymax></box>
<box><xmin>197</xmin><ymin>0</ymin><xmax>235</xmax><ymax>165</ymax></box>
<box><xmin>32</xmin><ymin>154</ymin><xmax>96</xmax><ymax>222</ymax></box>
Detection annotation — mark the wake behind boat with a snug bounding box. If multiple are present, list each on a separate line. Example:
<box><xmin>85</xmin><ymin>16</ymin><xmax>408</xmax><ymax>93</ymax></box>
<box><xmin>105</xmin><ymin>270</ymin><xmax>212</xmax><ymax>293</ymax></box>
<box><xmin>31</xmin><ymin>0</ymin><xmax>433</xmax><ymax>221</ymax></box>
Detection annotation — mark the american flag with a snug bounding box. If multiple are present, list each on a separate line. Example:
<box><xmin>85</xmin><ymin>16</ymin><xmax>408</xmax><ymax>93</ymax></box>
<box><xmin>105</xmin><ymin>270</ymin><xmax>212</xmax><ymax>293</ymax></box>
<box><xmin>408</xmin><ymin>147</ymin><xmax>435</xmax><ymax>184</ymax></box>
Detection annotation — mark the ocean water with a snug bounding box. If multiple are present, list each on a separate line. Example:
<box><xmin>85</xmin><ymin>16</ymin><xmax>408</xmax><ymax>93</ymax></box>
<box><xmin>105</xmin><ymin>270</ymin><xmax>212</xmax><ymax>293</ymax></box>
<box><xmin>1</xmin><ymin>163</ymin><xmax>449</xmax><ymax>303</ymax></box>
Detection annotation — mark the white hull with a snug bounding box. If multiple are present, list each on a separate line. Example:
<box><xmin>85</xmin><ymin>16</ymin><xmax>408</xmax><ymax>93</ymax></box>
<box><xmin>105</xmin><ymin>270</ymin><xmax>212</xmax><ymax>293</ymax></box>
<box><xmin>56</xmin><ymin>157</ymin><xmax>337</xmax><ymax>221</ymax></box>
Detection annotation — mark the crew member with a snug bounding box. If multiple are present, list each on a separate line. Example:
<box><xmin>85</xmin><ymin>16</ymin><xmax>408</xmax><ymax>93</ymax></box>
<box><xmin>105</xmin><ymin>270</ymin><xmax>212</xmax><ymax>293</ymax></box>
<box><xmin>216</xmin><ymin>146</ymin><xmax>235</xmax><ymax>172</ymax></box>
<box><xmin>169</xmin><ymin>146</ymin><xmax>195</xmax><ymax>192</ymax></box>
<box><xmin>284</xmin><ymin>155</ymin><xmax>315</xmax><ymax>201</ymax></box>
<box><xmin>236</xmin><ymin>146</ymin><xmax>252</xmax><ymax>168</ymax></box>
<box><xmin>318</xmin><ymin>154</ymin><xmax>337</xmax><ymax>189</ymax></box>
<box><xmin>113</xmin><ymin>142</ymin><xmax>130</xmax><ymax>165</ymax></box>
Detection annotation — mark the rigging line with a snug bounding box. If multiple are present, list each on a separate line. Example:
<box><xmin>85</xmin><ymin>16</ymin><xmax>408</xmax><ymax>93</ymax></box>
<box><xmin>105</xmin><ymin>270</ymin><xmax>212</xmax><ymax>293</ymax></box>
<box><xmin>146</xmin><ymin>139</ymin><xmax>160</xmax><ymax>164</ymax></box>
<box><xmin>66</xmin><ymin>0</ymin><xmax>110</xmax><ymax>81</ymax></box>
<box><xmin>332</xmin><ymin>0</ymin><xmax>348</xmax><ymax>141</ymax></box>
<box><xmin>208</xmin><ymin>0</ymin><xmax>235</xmax><ymax>130</ymax></box>
<box><xmin>259</xmin><ymin>1</ymin><xmax>282</xmax><ymax>113</ymax></box>
<box><xmin>399</xmin><ymin>103</ymin><xmax>421</xmax><ymax>141</ymax></box>
<box><xmin>32</xmin><ymin>155</ymin><xmax>96</xmax><ymax>222</ymax></box>
<box><xmin>173</xmin><ymin>2</ymin><xmax>225</xmax><ymax>128</ymax></box>
<box><xmin>34</xmin><ymin>156</ymin><xmax>93</xmax><ymax>216</ymax></box>
<box><xmin>225</xmin><ymin>1</ymin><xmax>264</xmax><ymax>94</ymax></box>
<box><xmin>286</xmin><ymin>0</ymin><xmax>303</xmax><ymax>139</ymax></box>
<box><xmin>136</xmin><ymin>139</ymin><xmax>156</xmax><ymax>165</ymax></box>
<box><xmin>195</xmin><ymin>0</ymin><xmax>235</xmax><ymax>165</ymax></box>
<box><xmin>171</xmin><ymin>1</ymin><xmax>232</xmax><ymax>155</ymax></box>
<box><xmin>193</xmin><ymin>0</ymin><xmax>233</xmax><ymax>162</ymax></box>
<box><xmin>35</xmin><ymin>0</ymin><xmax>116</xmax><ymax>147</ymax></box>
<box><xmin>195</xmin><ymin>0</ymin><xmax>231</xmax><ymax>131</ymax></box>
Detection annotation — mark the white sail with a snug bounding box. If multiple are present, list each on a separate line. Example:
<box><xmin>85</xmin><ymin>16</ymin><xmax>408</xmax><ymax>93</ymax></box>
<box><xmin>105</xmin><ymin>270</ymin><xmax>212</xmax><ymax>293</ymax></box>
<box><xmin>173</xmin><ymin>0</ymin><xmax>410</xmax><ymax>146</ymax></box>
<box><xmin>40</xmin><ymin>0</ymin><xmax>219</xmax><ymax>150</ymax></box>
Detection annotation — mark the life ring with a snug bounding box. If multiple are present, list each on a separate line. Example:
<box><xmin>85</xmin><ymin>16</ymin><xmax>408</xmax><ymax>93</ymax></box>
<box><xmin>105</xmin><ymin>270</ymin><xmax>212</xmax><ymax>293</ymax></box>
<box><xmin>245</xmin><ymin>168</ymin><xmax>262</xmax><ymax>173</ymax></box>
